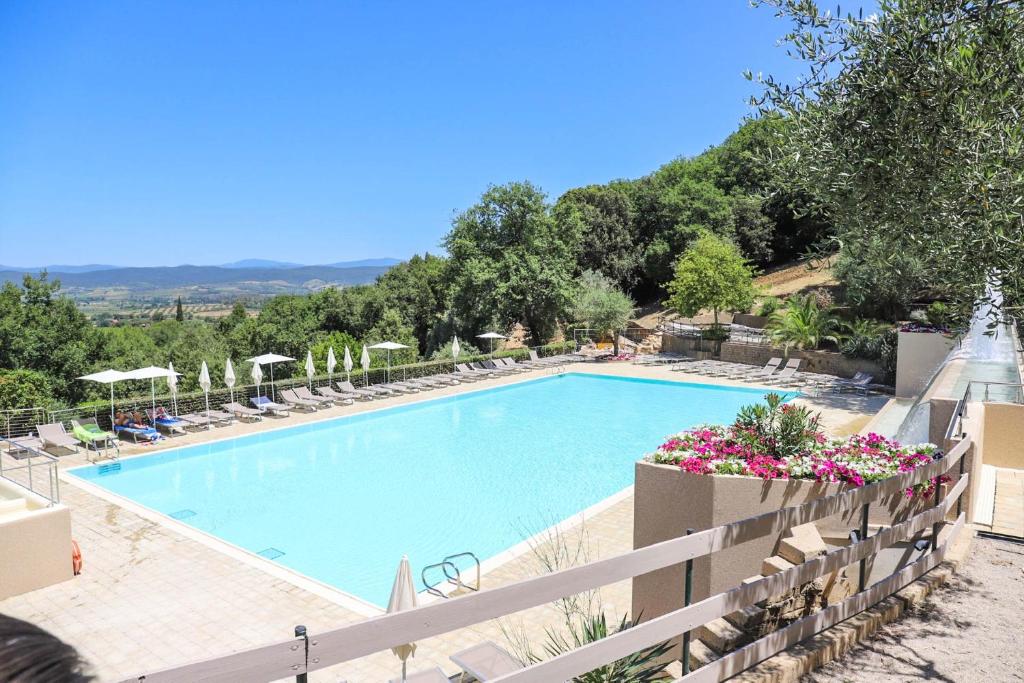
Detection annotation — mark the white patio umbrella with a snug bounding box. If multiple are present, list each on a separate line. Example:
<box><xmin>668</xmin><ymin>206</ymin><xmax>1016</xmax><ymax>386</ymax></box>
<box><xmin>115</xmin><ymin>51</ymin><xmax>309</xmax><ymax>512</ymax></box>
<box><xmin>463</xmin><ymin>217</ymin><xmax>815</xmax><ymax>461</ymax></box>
<box><xmin>451</xmin><ymin>335</ymin><xmax>461</xmax><ymax>372</ymax></box>
<box><xmin>224</xmin><ymin>358</ymin><xmax>237</xmax><ymax>405</ymax></box>
<box><xmin>369</xmin><ymin>341</ymin><xmax>409</xmax><ymax>384</ymax></box>
<box><xmin>250</xmin><ymin>360</ymin><xmax>264</xmax><ymax>398</ymax></box>
<box><xmin>124</xmin><ymin>366</ymin><xmax>182</xmax><ymax>422</ymax></box>
<box><xmin>77</xmin><ymin>369</ymin><xmax>130</xmax><ymax>425</ymax></box>
<box><xmin>476</xmin><ymin>331</ymin><xmax>506</xmax><ymax>357</ymax></box>
<box><xmin>245</xmin><ymin>353</ymin><xmax>294</xmax><ymax>401</ymax></box>
<box><xmin>344</xmin><ymin>346</ymin><xmax>354</xmax><ymax>383</ymax></box>
<box><xmin>304</xmin><ymin>350</ymin><xmax>316</xmax><ymax>390</ymax></box>
<box><xmin>198</xmin><ymin>361</ymin><xmax>212</xmax><ymax>427</ymax></box>
<box><xmin>387</xmin><ymin>555</ymin><xmax>419</xmax><ymax>682</ymax></box>
<box><xmin>360</xmin><ymin>344</ymin><xmax>370</xmax><ymax>385</ymax></box>
<box><xmin>167</xmin><ymin>362</ymin><xmax>179</xmax><ymax>416</ymax></box>
<box><xmin>326</xmin><ymin>347</ymin><xmax>337</xmax><ymax>385</ymax></box>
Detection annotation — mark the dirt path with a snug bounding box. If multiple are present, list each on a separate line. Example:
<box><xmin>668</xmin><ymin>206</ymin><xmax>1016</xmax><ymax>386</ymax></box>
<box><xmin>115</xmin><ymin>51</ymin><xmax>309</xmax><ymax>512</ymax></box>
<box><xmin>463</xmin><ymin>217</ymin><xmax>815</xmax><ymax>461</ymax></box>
<box><xmin>802</xmin><ymin>536</ymin><xmax>1024</xmax><ymax>682</ymax></box>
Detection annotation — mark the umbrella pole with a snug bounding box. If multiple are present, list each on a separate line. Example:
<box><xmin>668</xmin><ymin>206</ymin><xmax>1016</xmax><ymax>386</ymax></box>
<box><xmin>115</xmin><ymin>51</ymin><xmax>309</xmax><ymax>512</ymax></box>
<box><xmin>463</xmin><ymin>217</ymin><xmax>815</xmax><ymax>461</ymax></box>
<box><xmin>270</xmin><ymin>364</ymin><xmax>275</xmax><ymax>402</ymax></box>
<box><xmin>109</xmin><ymin>384</ymin><xmax>115</xmax><ymax>428</ymax></box>
<box><xmin>204</xmin><ymin>391</ymin><xmax>210</xmax><ymax>430</ymax></box>
<box><xmin>402</xmin><ymin>659</ymin><xmax>407</xmax><ymax>683</ymax></box>
<box><xmin>151</xmin><ymin>379</ymin><xmax>156</xmax><ymax>421</ymax></box>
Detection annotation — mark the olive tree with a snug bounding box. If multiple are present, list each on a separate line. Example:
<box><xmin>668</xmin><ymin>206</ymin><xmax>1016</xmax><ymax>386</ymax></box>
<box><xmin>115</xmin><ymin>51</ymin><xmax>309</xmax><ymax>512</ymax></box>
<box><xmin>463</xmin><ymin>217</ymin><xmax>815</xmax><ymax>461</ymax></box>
<box><xmin>571</xmin><ymin>271</ymin><xmax>636</xmax><ymax>355</ymax></box>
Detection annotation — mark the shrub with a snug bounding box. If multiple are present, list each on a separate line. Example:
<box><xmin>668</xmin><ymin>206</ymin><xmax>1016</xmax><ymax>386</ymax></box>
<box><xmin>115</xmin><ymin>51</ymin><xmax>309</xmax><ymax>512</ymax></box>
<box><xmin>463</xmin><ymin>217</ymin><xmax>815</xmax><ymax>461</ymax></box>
<box><xmin>766</xmin><ymin>294</ymin><xmax>845</xmax><ymax>351</ymax></box>
<box><xmin>0</xmin><ymin>369</ymin><xmax>53</xmax><ymax>411</ymax></box>
<box><xmin>756</xmin><ymin>296</ymin><xmax>781</xmax><ymax>317</ymax></box>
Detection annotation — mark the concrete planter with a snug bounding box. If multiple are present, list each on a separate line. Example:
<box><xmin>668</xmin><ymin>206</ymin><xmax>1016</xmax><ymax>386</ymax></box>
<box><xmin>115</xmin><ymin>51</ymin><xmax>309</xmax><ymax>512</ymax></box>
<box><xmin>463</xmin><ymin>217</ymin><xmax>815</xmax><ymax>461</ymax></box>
<box><xmin>631</xmin><ymin>460</ymin><xmax>927</xmax><ymax>626</ymax></box>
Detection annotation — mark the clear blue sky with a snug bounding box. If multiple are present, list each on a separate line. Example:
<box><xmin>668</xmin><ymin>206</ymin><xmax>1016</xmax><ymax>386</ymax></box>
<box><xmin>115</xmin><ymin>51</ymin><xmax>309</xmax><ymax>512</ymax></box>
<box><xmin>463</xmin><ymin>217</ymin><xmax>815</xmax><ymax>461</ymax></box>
<box><xmin>0</xmin><ymin>1</ymin><xmax>859</xmax><ymax>268</ymax></box>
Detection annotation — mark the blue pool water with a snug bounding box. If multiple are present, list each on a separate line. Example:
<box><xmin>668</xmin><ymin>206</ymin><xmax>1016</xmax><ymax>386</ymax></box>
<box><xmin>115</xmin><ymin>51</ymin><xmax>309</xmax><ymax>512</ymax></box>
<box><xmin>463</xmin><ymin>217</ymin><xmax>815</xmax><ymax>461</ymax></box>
<box><xmin>70</xmin><ymin>373</ymin><xmax>774</xmax><ymax>606</ymax></box>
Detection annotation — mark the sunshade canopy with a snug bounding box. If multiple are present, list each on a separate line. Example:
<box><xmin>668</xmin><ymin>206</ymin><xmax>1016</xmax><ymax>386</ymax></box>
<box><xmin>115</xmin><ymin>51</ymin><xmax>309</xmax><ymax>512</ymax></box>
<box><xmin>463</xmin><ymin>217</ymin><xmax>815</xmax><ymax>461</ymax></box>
<box><xmin>246</xmin><ymin>353</ymin><xmax>295</xmax><ymax>365</ymax></box>
<box><xmin>198</xmin><ymin>361</ymin><xmax>212</xmax><ymax>392</ymax></box>
<box><xmin>78</xmin><ymin>369</ymin><xmax>129</xmax><ymax>383</ymax></box>
<box><xmin>476</xmin><ymin>332</ymin><xmax>506</xmax><ymax>339</ymax></box>
<box><xmin>369</xmin><ymin>341</ymin><xmax>410</xmax><ymax>350</ymax></box>
<box><xmin>124</xmin><ymin>366</ymin><xmax>182</xmax><ymax>380</ymax></box>
<box><xmin>224</xmin><ymin>358</ymin><xmax>236</xmax><ymax>387</ymax></box>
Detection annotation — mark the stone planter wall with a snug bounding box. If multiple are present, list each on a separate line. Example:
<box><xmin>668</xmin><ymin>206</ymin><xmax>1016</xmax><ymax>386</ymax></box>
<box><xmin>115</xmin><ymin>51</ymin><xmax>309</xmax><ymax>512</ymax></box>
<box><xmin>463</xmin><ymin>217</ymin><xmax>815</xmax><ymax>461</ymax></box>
<box><xmin>631</xmin><ymin>461</ymin><xmax>931</xmax><ymax>628</ymax></box>
<box><xmin>719</xmin><ymin>343</ymin><xmax>884</xmax><ymax>381</ymax></box>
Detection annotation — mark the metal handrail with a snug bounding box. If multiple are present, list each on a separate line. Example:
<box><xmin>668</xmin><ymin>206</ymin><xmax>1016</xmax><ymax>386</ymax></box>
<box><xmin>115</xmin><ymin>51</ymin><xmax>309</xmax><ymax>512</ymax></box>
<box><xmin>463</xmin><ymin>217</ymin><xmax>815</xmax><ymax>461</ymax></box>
<box><xmin>0</xmin><ymin>439</ymin><xmax>61</xmax><ymax>505</ymax></box>
<box><xmin>443</xmin><ymin>552</ymin><xmax>481</xmax><ymax>593</ymax></box>
<box><xmin>421</xmin><ymin>560</ymin><xmax>460</xmax><ymax>598</ymax></box>
<box><xmin>944</xmin><ymin>380</ymin><xmax>1024</xmax><ymax>441</ymax></box>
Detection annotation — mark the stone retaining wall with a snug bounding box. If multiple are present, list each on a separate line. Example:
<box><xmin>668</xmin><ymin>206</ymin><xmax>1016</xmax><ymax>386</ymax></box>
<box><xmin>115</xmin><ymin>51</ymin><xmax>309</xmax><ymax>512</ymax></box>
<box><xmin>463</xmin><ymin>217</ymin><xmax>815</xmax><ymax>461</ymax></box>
<box><xmin>719</xmin><ymin>343</ymin><xmax>884</xmax><ymax>381</ymax></box>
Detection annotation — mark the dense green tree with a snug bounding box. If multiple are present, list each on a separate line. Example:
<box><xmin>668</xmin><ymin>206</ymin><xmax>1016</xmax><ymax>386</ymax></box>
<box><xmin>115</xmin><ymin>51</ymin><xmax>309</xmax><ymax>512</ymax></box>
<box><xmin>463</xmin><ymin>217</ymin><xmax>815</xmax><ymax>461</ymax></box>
<box><xmin>555</xmin><ymin>184</ymin><xmax>640</xmax><ymax>289</ymax></box>
<box><xmin>667</xmin><ymin>233</ymin><xmax>757</xmax><ymax>326</ymax></box>
<box><xmin>365</xmin><ymin>308</ymin><xmax>418</xmax><ymax>366</ymax></box>
<box><xmin>0</xmin><ymin>274</ymin><xmax>97</xmax><ymax>402</ymax></box>
<box><xmin>754</xmin><ymin>0</ymin><xmax>1024</xmax><ymax>317</ymax></box>
<box><xmin>218</xmin><ymin>301</ymin><xmax>249</xmax><ymax>335</ymax></box>
<box><xmin>571</xmin><ymin>271</ymin><xmax>636</xmax><ymax>355</ymax></box>
<box><xmin>372</xmin><ymin>254</ymin><xmax>448</xmax><ymax>354</ymax></box>
<box><xmin>444</xmin><ymin>181</ymin><xmax>579</xmax><ymax>342</ymax></box>
<box><xmin>832</xmin><ymin>236</ymin><xmax>927</xmax><ymax>321</ymax></box>
<box><xmin>0</xmin><ymin>370</ymin><xmax>53</xmax><ymax>410</ymax></box>
<box><xmin>175</xmin><ymin>296</ymin><xmax>184</xmax><ymax>322</ymax></box>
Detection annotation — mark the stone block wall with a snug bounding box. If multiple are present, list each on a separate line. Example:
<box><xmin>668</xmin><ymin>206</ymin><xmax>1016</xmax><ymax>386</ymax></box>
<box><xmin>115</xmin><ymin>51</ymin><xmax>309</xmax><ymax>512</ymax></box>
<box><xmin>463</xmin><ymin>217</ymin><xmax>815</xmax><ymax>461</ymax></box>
<box><xmin>719</xmin><ymin>343</ymin><xmax>884</xmax><ymax>381</ymax></box>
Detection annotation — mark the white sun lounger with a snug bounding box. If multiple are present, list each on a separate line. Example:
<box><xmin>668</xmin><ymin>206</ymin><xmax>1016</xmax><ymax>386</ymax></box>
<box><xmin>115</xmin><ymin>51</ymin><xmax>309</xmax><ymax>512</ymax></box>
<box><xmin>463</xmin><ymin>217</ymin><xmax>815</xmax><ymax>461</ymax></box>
<box><xmin>450</xmin><ymin>641</ymin><xmax>524</xmax><ymax>681</ymax></box>
<box><xmin>223</xmin><ymin>402</ymin><xmax>263</xmax><ymax>421</ymax></box>
<box><xmin>35</xmin><ymin>423</ymin><xmax>80</xmax><ymax>454</ymax></box>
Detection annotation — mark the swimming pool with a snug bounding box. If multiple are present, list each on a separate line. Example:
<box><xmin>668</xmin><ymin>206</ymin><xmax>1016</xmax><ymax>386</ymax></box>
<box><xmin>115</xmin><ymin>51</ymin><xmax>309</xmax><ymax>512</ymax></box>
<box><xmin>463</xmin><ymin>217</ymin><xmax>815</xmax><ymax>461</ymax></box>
<box><xmin>70</xmin><ymin>373</ymin><xmax>774</xmax><ymax>607</ymax></box>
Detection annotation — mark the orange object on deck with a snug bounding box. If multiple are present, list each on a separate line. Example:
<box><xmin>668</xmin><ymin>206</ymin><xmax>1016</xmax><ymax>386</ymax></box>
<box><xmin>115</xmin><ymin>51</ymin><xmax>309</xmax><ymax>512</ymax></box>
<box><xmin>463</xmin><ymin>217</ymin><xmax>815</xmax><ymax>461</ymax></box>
<box><xmin>71</xmin><ymin>540</ymin><xmax>83</xmax><ymax>575</ymax></box>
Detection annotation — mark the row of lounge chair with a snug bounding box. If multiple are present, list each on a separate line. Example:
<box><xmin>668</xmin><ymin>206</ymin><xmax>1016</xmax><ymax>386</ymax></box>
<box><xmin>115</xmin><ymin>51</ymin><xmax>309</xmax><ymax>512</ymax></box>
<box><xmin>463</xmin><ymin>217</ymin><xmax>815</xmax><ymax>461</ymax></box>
<box><xmin>673</xmin><ymin>357</ymin><xmax>881</xmax><ymax>394</ymax></box>
<box><xmin>3</xmin><ymin>351</ymin><xmax>582</xmax><ymax>459</ymax></box>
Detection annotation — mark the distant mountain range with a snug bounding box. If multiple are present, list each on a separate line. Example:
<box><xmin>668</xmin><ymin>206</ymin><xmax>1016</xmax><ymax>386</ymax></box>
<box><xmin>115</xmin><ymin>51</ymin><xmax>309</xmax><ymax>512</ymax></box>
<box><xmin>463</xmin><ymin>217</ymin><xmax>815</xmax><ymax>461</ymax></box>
<box><xmin>0</xmin><ymin>260</ymin><xmax>401</xmax><ymax>294</ymax></box>
<box><xmin>0</xmin><ymin>257</ymin><xmax>402</xmax><ymax>273</ymax></box>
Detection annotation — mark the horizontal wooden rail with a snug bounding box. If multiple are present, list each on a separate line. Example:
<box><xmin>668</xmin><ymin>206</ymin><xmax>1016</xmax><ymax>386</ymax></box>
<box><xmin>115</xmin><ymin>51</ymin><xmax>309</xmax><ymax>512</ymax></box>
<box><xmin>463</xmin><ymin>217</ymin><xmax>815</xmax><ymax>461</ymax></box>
<box><xmin>123</xmin><ymin>438</ymin><xmax>969</xmax><ymax>682</ymax></box>
<box><xmin>490</xmin><ymin>474</ymin><xmax>968</xmax><ymax>683</ymax></box>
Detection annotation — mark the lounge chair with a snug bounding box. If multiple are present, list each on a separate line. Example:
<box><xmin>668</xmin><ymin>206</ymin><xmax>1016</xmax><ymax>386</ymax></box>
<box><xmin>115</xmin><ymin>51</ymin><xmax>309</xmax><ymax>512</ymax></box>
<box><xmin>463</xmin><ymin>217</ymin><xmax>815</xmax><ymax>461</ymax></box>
<box><xmin>317</xmin><ymin>385</ymin><xmax>362</xmax><ymax>402</ymax></box>
<box><xmin>378</xmin><ymin>381</ymin><xmax>420</xmax><ymax>393</ymax></box>
<box><xmin>479</xmin><ymin>359</ymin><xmax>515</xmax><ymax>375</ymax></box>
<box><xmin>279</xmin><ymin>388</ymin><xmax>319</xmax><ymax>411</ymax></box>
<box><xmin>388</xmin><ymin>667</ymin><xmax>449</xmax><ymax>683</ymax></box>
<box><xmin>295</xmin><ymin>386</ymin><xmax>342</xmax><ymax>406</ymax></box>
<box><xmin>71</xmin><ymin>419</ymin><xmax>117</xmax><ymax>451</ymax></box>
<box><xmin>830</xmin><ymin>371</ymin><xmax>876</xmax><ymax>395</ymax></box>
<box><xmin>4</xmin><ymin>435</ymin><xmax>45</xmax><ymax>456</ymax></box>
<box><xmin>338</xmin><ymin>381</ymin><xmax>389</xmax><ymax>399</ymax></box>
<box><xmin>495</xmin><ymin>357</ymin><xmax>530</xmax><ymax>373</ymax></box>
<box><xmin>223</xmin><ymin>402</ymin><xmax>264</xmax><ymax>421</ymax></box>
<box><xmin>725</xmin><ymin>357</ymin><xmax>783</xmax><ymax>380</ymax></box>
<box><xmin>145</xmin><ymin>408</ymin><xmax>188</xmax><ymax>436</ymax></box>
<box><xmin>457</xmin><ymin>363</ymin><xmax>493</xmax><ymax>378</ymax></box>
<box><xmin>35</xmin><ymin>423</ymin><xmax>80</xmax><ymax>453</ymax></box>
<box><xmin>450</xmin><ymin>641</ymin><xmax>524</xmax><ymax>681</ymax></box>
<box><xmin>251</xmin><ymin>395</ymin><xmax>291</xmax><ymax>416</ymax></box>
<box><xmin>113</xmin><ymin>423</ymin><xmax>162</xmax><ymax>443</ymax></box>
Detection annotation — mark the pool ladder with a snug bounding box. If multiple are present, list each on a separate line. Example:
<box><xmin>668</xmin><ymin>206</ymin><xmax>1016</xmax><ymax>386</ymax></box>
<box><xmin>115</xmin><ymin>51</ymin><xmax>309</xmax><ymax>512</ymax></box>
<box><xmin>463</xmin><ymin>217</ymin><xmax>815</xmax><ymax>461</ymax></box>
<box><xmin>421</xmin><ymin>551</ymin><xmax>481</xmax><ymax>598</ymax></box>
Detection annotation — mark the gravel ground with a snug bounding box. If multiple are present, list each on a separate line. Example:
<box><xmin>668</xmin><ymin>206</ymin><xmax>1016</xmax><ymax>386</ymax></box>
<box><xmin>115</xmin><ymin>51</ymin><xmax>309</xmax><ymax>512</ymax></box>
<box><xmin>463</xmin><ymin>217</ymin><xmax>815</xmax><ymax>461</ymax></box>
<box><xmin>803</xmin><ymin>536</ymin><xmax>1024</xmax><ymax>683</ymax></box>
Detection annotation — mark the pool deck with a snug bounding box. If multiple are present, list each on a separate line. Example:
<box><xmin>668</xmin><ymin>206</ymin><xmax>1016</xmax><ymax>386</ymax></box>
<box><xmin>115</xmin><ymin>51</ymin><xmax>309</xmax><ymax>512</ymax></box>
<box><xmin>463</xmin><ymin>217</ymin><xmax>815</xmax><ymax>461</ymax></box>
<box><xmin>0</xmin><ymin>363</ymin><xmax>887</xmax><ymax>681</ymax></box>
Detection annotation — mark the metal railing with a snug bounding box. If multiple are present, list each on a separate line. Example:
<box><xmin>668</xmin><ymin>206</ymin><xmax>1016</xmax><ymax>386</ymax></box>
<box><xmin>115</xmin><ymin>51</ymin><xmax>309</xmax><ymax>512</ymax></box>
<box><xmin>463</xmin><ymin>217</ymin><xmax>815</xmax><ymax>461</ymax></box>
<box><xmin>122</xmin><ymin>438</ymin><xmax>970</xmax><ymax>683</ymax></box>
<box><xmin>945</xmin><ymin>380</ymin><xmax>1024</xmax><ymax>441</ymax></box>
<box><xmin>0</xmin><ymin>439</ymin><xmax>61</xmax><ymax>504</ymax></box>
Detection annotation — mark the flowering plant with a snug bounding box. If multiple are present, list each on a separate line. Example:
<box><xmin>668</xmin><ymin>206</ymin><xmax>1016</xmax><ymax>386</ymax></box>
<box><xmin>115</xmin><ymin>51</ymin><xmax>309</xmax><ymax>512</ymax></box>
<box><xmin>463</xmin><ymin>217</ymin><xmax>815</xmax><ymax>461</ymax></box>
<box><xmin>648</xmin><ymin>394</ymin><xmax>943</xmax><ymax>497</ymax></box>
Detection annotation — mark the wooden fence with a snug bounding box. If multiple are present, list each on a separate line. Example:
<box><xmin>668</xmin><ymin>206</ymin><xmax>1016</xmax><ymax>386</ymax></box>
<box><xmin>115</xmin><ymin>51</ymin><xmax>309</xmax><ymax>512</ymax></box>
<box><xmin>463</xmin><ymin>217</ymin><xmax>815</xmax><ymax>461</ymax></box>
<box><xmin>123</xmin><ymin>438</ymin><xmax>970</xmax><ymax>683</ymax></box>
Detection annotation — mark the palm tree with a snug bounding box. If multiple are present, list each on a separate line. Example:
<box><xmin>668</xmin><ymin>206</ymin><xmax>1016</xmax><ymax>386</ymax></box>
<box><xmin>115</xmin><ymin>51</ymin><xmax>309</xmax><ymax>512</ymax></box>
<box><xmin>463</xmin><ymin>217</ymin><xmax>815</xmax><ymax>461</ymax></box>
<box><xmin>766</xmin><ymin>294</ymin><xmax>844</xmax><ymax>352</ymax></box>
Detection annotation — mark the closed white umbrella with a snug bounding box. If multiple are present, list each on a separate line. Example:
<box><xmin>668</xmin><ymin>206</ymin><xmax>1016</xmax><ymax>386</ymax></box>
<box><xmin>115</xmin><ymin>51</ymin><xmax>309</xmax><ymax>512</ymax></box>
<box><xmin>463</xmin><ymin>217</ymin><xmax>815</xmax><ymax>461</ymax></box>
<box><xmin>327</xmin><ymin>347</ymin><xmax>337</xmax><ymax>385</ymax></box>
<box><xmin>344</xmin><ymin>346</ymin><xmax>354</xmax><ymax>383</ymax></box>
<box><xmin>387</xmin><ymin>555</ymin><xmax>419</xmax><ymax>682</ymax></box>
<box><xmin>305</xmin><ymin>350</ymin><xmax>316</xmax><ymax>390</ymax></box>
<box><xmin>77</xmin><ymin>369</ymin><xmax>130</xmax><ymax>425</ymax></box>
<box><xmin>198</xmin><ymin>361</ymin><xmax>212</xmax><ymax>427</ymax></box>
<box><xmin>476</xmin><ymin>331</ymin><xmax>505</xmax><ymax>357</ymax></box>
<box><xmin>251</xmin><ymin>360</ymin><xmax>264</xmax><ymax>397</ymax></box>
<box><xmin>360</xmin><ymin>344</ymin><xmax>370</xmax><ymax>385</ymax></box>
<box><xmin>167</xmin><ymin>362</ymin><xmax>179</xmax><ymax>416</ymax></box>
<box><xmin>246</xmin><ymin>353</ymin><xmax>294</xmax><ymax>401</ymax></box>
<box><xmin>224</xmin><ymin>358</ymin><xmax>236</xmax><ymax>405</ymax></box>
<box><xmin>369</xmin><ymin>341</ymin><xmax>409</xmax><ymax>384</ymax></box>
<box><xmin>451</xmin><ymin>335</ymin><xmax>461</xmax><ymax>372</ymax></box>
